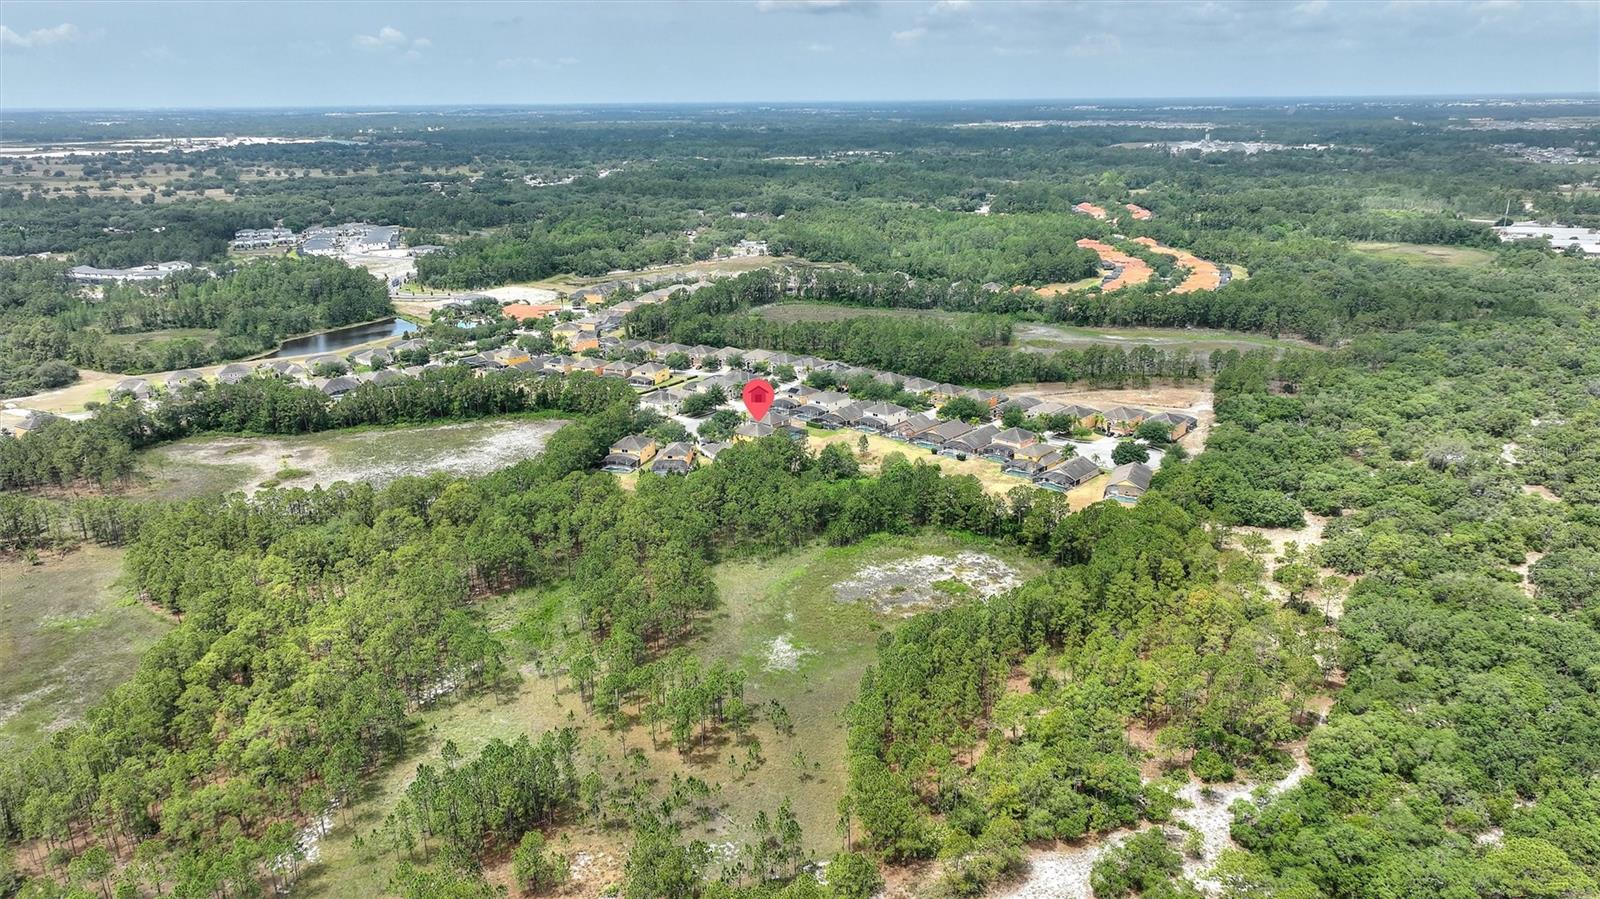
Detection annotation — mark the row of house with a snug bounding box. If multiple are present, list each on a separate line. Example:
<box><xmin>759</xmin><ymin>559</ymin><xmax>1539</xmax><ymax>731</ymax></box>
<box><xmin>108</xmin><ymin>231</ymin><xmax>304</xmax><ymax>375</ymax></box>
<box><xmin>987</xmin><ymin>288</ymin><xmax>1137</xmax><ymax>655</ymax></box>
<box><xmin>68</xmin><ymin>261</ymin><xmax>193</xmax><ymax>284</ymax></box>
<box><xmin>230</xmin><ymin>227</ymin><xmax>297</xmax><ymax>249</ymax></box>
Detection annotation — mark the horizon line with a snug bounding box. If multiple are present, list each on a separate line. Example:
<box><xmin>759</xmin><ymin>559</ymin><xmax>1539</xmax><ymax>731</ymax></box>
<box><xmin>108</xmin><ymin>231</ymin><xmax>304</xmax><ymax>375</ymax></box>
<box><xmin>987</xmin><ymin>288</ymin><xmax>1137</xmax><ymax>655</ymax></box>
<box><xmin>6</xmin><ymin>91</ymin><xmax>1599</xmax><ymax>114</ymax></box>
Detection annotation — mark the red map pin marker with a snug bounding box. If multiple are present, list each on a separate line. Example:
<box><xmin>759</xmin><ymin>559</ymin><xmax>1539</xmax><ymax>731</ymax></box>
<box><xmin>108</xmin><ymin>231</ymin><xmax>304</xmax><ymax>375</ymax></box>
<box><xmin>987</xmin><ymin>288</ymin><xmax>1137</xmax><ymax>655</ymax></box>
<box><xmin>742</xmin><ymin>378</ymin><xmax>774</xmax><ymax>421</ymax></box>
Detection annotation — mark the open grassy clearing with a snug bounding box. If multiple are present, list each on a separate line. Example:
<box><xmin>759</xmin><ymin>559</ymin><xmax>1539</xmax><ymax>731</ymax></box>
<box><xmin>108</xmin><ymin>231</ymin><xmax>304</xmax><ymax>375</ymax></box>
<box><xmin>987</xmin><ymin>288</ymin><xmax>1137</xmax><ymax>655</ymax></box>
<box><xmin>299</xmin><ymin>534</ymin><xmax>1046</xmax><ymax>898</ymax></box>
<box><xmin>132</xmin><ymin>416</ymin><xmax>569</xmax><ymax>498</ymax></box>
<box><xmin>752</xmin><ymin>302</ymin><xmax>970</xmax><ymax>325</ymax></box>
<box><xmin>1350</xmin><ymin>241</ymin><xmax>1496</xmax><ymax>267</ymax></box>
<box><xmin>101</xmin><ymin>327</ymin><xmax>221</xmax><ymax>347</ymax></box>
<box><xmin>1013</xmin><ymin>321</ymin><xmax>1319</xmax><ymax>357</ymax></box>
<box><xmin>0</xmin><ymin>546</ymin><xmax>172</xmax><ymax>753</ymax></box>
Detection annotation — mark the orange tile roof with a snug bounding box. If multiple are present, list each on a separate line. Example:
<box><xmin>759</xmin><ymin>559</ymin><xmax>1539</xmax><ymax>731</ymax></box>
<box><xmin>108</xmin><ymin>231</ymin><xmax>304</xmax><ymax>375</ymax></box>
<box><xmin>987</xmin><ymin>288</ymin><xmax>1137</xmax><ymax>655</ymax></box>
<box><xmin>501</xmin><ymin>303</ymin><xmax>563</xmax><ymax>321</ymax></box>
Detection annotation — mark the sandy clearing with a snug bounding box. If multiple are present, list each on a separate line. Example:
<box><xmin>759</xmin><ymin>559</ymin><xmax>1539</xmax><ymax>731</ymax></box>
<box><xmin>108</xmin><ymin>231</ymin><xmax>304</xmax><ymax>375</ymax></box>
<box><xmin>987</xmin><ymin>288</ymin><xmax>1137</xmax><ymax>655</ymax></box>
<box><xmin>999</xmin><ymin>750</ymin><xmax>1313</xmax><ymax>899</ymax></box>
<box><xmin>152</xmin><ymin>419</ymin><xmax>567</xmax><ymax>494</ymax></box>
<box><xmin>832</xmin><ymin>551</ymin><xmax>1022</xmax><ymax>614</ymax></box>
<box><xmin>1076</xmin><ymin>238</ymin><xmax>1153</xmax><ymax>291</ymax></box>
<box><xmin>1132</xmin><ymin>237</ymin><xmax>1224</xmax><ymax>293</ymax></box>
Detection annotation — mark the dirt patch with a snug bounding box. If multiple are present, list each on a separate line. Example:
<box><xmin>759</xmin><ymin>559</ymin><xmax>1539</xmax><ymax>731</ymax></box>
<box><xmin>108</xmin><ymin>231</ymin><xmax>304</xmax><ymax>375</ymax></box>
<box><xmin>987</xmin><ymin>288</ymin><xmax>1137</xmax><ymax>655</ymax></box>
<box><xmin>833</xmin><ymin>551</ymin><xmax>1021</xmax><ymax>614</ymax></box>
<box><xmin>763</xmin><ymin>633</ymin><xmax>817</xmax><ymax>672</ymax></box>
<box><xmin>1521</xmin><ymin>483</ymin><xmax>1561</xmax><ymax>502</ymax></box>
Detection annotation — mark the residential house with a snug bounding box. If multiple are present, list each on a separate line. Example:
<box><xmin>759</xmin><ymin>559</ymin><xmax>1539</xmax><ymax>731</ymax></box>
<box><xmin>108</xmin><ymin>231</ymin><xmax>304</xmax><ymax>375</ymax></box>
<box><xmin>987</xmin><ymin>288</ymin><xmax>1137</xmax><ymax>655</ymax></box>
<box><xmin>110</xmin><ymin>377</ymin><xmax>151</xmax><ymax>398</ymax></box>
<box><xmin>931</xmin><ymin>383</ymin><xmax>964</xmax><ymax>405</ymax></box>
<box><xmin>1147</xmin><ymin>411</ymin><xmax>1199</xmax><ymax>440</ymax></box>
<box><xmin>602</xmin><ymin>361</ymin><xmax>635</xmax><ymax>380</ymax></box>
<box><xmin>999</xmin><ymin>396</ymin><xmax>1043</xmax><ymax>415</ymax></box>
<box><xmin>734</xmin><ymin>420</ymin><xmax>776</xmax><ymax>442</ymax></box>
<box><xmin>651</xmin><ymin>442</ymin><xmax>697</xmax><ymax>475</ymax></box>
<box><xmin>902</xmin><ymin>377</ymin><xmax>938</xmax><ymax>395</ymax></box>
<box><xmin>1059</xmin><ymin>404</ymin><xmax>1102</xmax><ymax>429</ymax></box>
<box><xmin>487</xmin><ymin>346</ymin><xmax>529</xmax><ymax>367</ymax></box>
<box><xmin>698</xmin><ymin>441</ymin><xmax>729</xmax><ymax>462</ymax></box>
<box><xmin>165</xmin><ymin>370</ymin><xmax>203</xmax><ymax>390</ymax></box>
<box><xmin>980</xmin><ymin>427</ymin><xmax>1039</xmax><ymax>461</ymax></box>
<box><xmin>629</xmin><ymin>363</ymin><xmax>671</xmax><ymax>387</ymax></box>
<box><xmin>2</xmin><ymin>409</ymin><xmax>58</xmax><ymax>437</ymax></box>
<box><xmin>859</xmin><ymin>402</ymin><xmax>909</xmax><ymax>433</ymax></box>
<box><xmin>1098</xmin><ymin>406</ymin><xmax>1150</xmax><ymax>436</ymax></box>
<box><xmin>688</xmin><ymin>345</ymin><xmax>719</xmax><ymax>365</ymax></box>
<box><xmin>570</xmin><ymin>358</ymin><xmax>605</xmax><ymax>374</ymax></box>
<box><xmin>942</xmin><ymin>423</ymin><xmax>1000</xmax><ymax>457</ymax></box>
<box><xmin>894</xmin><ymin>412</ymin><xmax>940</xmax><ymax>441</ymax></box>
<box><xmin>1104</xmin><ymin>462</ymin><xmax>1153</xmax><ymax>503</ymax></box>
<box><xmin>350</xmin><ymin>348</ymin><xmax>394</xmax><ymax>368</ymax></box>
<box><xmin>367</xmin><ymin>369</ymin><xmax>405</xmax><ymax>386</ymax></box>
<box><xmin>321</xmin><ymin>376</ymin><xmax>360</xmax><ymax>398</ymax></box>
<box><xmin>542</xmin><ymin>355</ymin><xmax>577</xmax><ymax>374</ymax></box>
<box><xmin>1003</xmin><ymin>444</ymin><xmax>1064</xmax><ymax>477</ymax></box>
<box><xmin>816</xmin><ymin>402</ymin><xmax>866</xmax><ymax>430</ymax></box>
<box><xmin>915</xmin><ymin>419</ymin><xmax>975</xmax><ymax>449</ymax></box>
<box><xmin>960</xmin><ymin>388</ymin><xmax>1002</xmax><ymax>415</ymax></box>
<box><xmin>500</xmin><ymin>303</ymin><xmax>562</xmax><ymax>322</ymax></box>
<box><xmin>307</xmin><ymin>354</ymin><xmax>343</xmax><ymax>371</ymax></box>
<box><xmin>1035</xmin><ymin>456</ymin><xmax>1101</xmax><ymax>492</ymax></box>
<box><xmin>602</xmin><ymin>435</ymin><xmax>658</xmax><ymax>472</ymax></box>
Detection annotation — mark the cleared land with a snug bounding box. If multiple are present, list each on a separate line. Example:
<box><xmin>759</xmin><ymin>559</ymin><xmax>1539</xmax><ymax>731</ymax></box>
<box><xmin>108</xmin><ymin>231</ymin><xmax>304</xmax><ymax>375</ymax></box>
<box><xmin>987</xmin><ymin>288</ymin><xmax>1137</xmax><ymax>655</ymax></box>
<box><xmin>1013</xmin><ymin>322</ymin><xmax>1319</xmax><ymax>358</ymax></box>
<box><xmin>134</xmin><ymin>417</ymin><xmax>568</xmax><ymax>498</ymax></box>
<box><xmin>0</xmin><ymin>546</ymin><xmax>172</xmax><ymax>752</ymax></box>
<box><xmin>1131</xmin><ymin>237</ymin><xmax>1224</xmax><ymax>293</ymax></box>
<box><xmin>1075</xmin><ymin>238</ymin><xmax>1153</xmax><ymax>291</ymax></box>
<box><xmin>1350</xmin><ymin>241</ymin><xmax>1496</xmax><ymax>267</ymax></box>
<box><xmin>298</xmin><ymin>534</ymin><xmax>1046</xmax><ymax>898</ymax></box>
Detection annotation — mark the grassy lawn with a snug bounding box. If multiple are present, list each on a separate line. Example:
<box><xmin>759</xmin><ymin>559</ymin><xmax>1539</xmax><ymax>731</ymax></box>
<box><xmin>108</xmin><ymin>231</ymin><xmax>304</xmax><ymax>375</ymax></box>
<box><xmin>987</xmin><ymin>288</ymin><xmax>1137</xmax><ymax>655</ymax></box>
<box><xmin>0</xmin><ymin>546</ymin><xmax>172</xmax><ymax>752</ymax></box>
<box><xmin>299</xmin><ymin>534</ymin><xmax>1045</xmax><ymax>898</ymax></box>
<box><xmin>1351</xmin><ymin>241</ymin><xmax>1496</xmax><ymax>268</ymax></box>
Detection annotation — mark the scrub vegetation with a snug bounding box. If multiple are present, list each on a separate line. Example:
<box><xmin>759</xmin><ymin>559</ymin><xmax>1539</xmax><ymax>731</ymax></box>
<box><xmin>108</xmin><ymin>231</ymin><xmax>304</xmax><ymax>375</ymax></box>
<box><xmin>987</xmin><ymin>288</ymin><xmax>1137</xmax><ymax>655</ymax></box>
<box><xmin>4</xmin><ymin>98</ymin><xmax>1600</xmax><ymax>899</ymax></box>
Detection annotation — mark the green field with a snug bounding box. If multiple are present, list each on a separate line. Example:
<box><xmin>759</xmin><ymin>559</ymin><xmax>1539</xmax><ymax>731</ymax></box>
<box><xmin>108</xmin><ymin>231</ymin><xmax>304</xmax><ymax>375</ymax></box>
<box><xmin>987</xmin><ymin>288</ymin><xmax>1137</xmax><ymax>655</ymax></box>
<box><xmin>0</xmin><ymin>546</ymin><xmax>172</xmax><ymax>752</ymax></box>
<box><xmin>1350</xmin><ymin>241</ymin><xmax>1497</xmax><ymax>267</ymax></box>
<box><xmin>298</xmin><ymin>533</ymin><xmax>1046</xmax><ymax>897</ymax></box>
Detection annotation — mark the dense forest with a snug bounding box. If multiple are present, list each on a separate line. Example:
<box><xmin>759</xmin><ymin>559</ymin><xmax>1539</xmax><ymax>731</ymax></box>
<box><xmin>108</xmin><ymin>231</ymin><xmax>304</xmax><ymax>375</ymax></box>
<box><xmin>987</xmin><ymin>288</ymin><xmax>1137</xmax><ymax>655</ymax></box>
<box><xmin>0</xmin><ymin>257</ymin><xmax>392</xmax><ymax>397</ymax></box>
<box><xmin>3</xmin><ymin>99</ymin><xmax>1600</xmax><ymax>899</ymax></box>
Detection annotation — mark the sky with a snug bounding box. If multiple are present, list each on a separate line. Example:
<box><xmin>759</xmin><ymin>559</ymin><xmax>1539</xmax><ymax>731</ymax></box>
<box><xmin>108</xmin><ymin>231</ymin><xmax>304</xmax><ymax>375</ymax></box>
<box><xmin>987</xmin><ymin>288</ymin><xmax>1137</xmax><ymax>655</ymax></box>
<box><xmin>2</xmin><ymin>0</ymin><xmax>1597</xmax><ymax>109</ymax></box>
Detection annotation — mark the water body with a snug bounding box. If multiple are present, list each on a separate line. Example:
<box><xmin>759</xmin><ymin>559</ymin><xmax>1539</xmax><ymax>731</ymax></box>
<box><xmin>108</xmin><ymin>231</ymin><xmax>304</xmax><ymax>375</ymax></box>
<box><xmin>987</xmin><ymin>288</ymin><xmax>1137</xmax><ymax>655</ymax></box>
<box><xmin>265</xmin><ymin>318</ymin><xmax>418</xmax><ymax>358</ymax></box>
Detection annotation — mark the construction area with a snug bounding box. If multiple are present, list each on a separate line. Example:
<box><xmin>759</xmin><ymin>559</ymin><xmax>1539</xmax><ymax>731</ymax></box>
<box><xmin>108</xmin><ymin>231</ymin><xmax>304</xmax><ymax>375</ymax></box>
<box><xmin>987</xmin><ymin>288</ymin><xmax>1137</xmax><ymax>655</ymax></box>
<box><xmin>1076</xmin><ymin>238</ymin><xmax>1153</xmax><ymax>291</ymax></box>
<box><xmin>1132</xmin><ymin>237</ymin><xmax>1228</xmax><ymax>292</ymax></box>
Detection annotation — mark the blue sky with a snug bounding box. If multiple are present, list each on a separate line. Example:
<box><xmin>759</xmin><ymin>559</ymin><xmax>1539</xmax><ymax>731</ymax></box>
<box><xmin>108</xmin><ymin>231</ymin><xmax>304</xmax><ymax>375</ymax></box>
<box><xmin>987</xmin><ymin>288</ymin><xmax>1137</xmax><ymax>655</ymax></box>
<box><xmin>2</xmin><ymin>0</ymin><xmax>1596</xmax><ymax>109</ymax></box>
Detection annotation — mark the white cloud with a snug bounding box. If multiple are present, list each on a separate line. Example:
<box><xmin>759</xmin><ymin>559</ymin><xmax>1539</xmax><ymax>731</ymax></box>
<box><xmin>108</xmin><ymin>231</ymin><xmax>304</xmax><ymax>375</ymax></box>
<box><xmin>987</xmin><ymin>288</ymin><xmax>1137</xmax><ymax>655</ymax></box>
<box><xmin>892</xmin><ymin>26</ymin><xmax>928</xmax><ymax>44</ymax></box>
<box><xmin>0</xmin><ymin>22</ymin><xmax>81</xmax><ymax>48</ymax></box>
<box><xmin>756</xmin><ymin>0</ymin><xmax>873</xmax><ymax>13</ymax></box>
<box><xmin>804</xmin><ymin>41</ymin><xmax>834</xmax><ymax>53</ymax></box>
<box><xmin>1065</xmin><ymin>32</ymin><xmax>1122</xmax><ymax>58</ymax></box>
<box><xmin>353</xmin><ymin>25</ymin><xmax>429</xmax><ymax>54</ymax></box>
<box><xmin>495</xmin><ymin>56</ymin><xmax>579</xmax><ymax>71</ymax></box>
<box><xmin>931</xmin><ymin>0</ymin><xmax>973</xmax><ymax>13</ymax></box>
